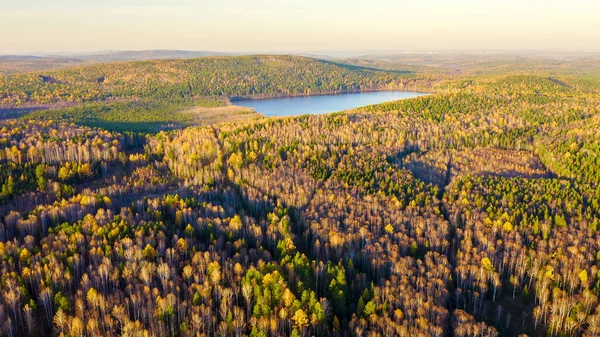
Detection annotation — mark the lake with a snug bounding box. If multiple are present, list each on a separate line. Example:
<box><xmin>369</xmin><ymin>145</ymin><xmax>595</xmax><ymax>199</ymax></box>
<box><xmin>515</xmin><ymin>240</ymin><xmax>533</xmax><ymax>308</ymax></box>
<box><xmin>234</xmin><ymin>91</ymin><xmax>427</xmax><ymax>117</ymax></box>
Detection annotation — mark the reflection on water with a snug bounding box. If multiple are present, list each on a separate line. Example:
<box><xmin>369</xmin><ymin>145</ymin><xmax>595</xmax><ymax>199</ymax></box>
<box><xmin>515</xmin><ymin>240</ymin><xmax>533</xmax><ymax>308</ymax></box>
<box><xmin>235</xmin><ymin>91</ymin><xmax>427</xmax><ymax>117</ymax></box>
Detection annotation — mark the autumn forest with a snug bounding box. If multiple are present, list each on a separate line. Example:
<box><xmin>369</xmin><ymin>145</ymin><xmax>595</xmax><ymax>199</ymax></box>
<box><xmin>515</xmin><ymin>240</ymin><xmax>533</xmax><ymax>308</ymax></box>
<box><xmin>0</xmin><ymin>54</ymin><xmax>600</xmax><ymax>337</ymax></box>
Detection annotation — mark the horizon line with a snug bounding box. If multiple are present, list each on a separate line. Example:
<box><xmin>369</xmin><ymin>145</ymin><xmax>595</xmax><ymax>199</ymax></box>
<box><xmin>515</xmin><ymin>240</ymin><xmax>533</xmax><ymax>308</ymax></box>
<box><xmin>2</xmin><ymin>48</ymin><xmax>600</xmax><ymax>58</ymax></box>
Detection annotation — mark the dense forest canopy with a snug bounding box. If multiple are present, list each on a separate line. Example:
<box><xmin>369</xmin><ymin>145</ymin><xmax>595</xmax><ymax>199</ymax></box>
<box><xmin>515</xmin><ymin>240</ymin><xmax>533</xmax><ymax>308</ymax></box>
<box><xmin>0</xmin><ymin>54</ymin><xmax>600</xmax><ymax>337</ymax></box>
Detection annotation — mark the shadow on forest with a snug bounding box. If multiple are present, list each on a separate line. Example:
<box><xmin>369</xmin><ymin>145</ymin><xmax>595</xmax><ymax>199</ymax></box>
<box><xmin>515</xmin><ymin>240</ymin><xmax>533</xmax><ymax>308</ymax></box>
<box><xmin>465</xmin><ymin>284</ymin><xmax>541</xmax><ymax>336</ymax></box>
<box><xmin>404</xmin><ymin>160</ymin><xmax>448</xmax><ymax>187</ymax></box>
<box><xmin>479</xmin><ymin>169</ymin><xmax>556</xmax><ymax>180</ymax></box>
<box><xmin>0</xmin><ymin>106</ymin><xmax>46</xmax><ymax>120</ymax></box>
<box><xmin>78</xmin><ymin>119</ymin><xmax>185</xmax><ymax>133</ymax></box>
<box><xmin>405</xmin><ymin>162</ymin><xmax>556</xmax><ymax>189</ymax></box>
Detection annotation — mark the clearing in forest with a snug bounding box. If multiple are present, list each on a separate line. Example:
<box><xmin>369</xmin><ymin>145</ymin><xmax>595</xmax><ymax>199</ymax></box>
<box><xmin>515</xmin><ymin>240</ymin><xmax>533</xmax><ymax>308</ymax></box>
<box><xmin>182</xmin><ymin>105</ymin><xmax>263</xmax><ymax>125</ymax></box>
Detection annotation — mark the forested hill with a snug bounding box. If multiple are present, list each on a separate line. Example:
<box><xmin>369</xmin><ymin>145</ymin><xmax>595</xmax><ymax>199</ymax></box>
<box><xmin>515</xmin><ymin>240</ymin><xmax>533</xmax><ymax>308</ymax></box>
<box><xmin>0</xmin><ymin>55</ymin><xmax>426</xmax><ymax>107</ymax></box>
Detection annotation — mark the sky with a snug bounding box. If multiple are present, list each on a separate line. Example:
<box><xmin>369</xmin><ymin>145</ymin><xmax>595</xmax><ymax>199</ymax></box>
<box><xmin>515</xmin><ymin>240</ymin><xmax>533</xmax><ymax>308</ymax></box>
<box><xmin>1</xmin><ymin>0</ymin><xmax>599</xmax><ymax>55</ymax></box>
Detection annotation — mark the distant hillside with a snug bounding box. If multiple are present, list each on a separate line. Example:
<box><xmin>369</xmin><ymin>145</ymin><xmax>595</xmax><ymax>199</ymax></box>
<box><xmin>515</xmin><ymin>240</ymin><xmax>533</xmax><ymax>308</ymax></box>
<box><xmin>0</xmin><ymin>55</ymin><xmax>423</xmax><ymax>107</ymax></box>
<box><xmin>74</xmin><ymin>49</ymin><xmax>233</xmax><ymax>61</ymax></box>
<box><xmin>0</xmin><ymin>55</ymin><xmax>426</xmax><ymax>132</ymax></box>
<box><xmin>339</xmin><ymin>52</ymin><xmax>600</xmax><ymax>79</ymax></box>
<box><xmin>0</xmin><ymin>50</ymin><xmax>233</xmax><ymax>74</ymax></box>
<box><xmin>0</xmin><ymin>55</ymin><xmax>46</xmax><ymax>62</ymax></box>
<box><xmin>0</xmin><ymin>56</ymin><xmax>85</xmax><ymax>74</ymax></box>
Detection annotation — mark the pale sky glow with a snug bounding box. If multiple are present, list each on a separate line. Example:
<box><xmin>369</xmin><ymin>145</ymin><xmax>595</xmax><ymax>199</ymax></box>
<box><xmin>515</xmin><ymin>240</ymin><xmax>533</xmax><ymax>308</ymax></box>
<box><xmin>1</xmin><ymin>0</ymin><xmax>599</xmax><ymax>54</ymax></box>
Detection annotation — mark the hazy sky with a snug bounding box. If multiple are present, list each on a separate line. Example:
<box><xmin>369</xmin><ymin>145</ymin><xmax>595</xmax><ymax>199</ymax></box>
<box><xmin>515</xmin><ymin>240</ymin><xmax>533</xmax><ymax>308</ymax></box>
<box><xmin>1</xmin><ymin>0</ymin><xmax>599</xmax><ymax>54</ymax></box>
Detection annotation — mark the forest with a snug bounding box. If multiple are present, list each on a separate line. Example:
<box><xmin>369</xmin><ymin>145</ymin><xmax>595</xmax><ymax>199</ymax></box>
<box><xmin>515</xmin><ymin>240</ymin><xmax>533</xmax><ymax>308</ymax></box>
<box><xmin>0</xmin><ymin>54</ymin><xmax>600</xmax><ymax>337</ymax></box>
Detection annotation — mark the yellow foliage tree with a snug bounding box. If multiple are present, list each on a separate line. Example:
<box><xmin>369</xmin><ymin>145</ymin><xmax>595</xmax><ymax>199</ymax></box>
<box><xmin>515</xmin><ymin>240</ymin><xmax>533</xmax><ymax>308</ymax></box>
<box><xmin>293</xmin><ymin>309</ymin><xmax>309</xmax><ymax>329</ymax></box>
<box><xmin>481</xmin><ymin>257</ymin><xmax>494</xmax><ymax>271</ymax></box>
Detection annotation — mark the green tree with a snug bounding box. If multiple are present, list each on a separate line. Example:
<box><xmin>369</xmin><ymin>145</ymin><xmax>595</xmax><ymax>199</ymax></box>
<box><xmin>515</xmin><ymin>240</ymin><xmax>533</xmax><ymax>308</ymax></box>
<box><xmin>2</xmin><ymin>175</ymin><xmax>14</xmax><ymax>197</ymax></box>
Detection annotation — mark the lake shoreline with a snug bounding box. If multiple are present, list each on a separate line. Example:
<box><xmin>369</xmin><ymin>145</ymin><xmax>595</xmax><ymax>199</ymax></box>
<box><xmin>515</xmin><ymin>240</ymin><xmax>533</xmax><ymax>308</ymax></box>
<box><xmin>228</xmin><ymin>88</ymin><xmax>431</xmax><ymax>103</ymax></box>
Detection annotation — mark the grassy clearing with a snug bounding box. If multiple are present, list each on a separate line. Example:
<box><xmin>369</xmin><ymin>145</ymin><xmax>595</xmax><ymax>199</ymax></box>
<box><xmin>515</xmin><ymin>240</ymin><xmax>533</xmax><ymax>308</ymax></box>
<box><xmin>182</xmin><ymin>105</ymin><xmax>263</xmax><ymax>125</ymax></box>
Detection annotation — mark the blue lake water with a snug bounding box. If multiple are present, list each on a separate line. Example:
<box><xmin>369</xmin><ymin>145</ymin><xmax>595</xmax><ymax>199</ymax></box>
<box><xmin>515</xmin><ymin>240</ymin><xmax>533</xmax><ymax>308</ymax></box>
<box><xmin>234</xmin><ymin>91</ymin><xmax>427</xmax><ymax>117</ymax></box>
